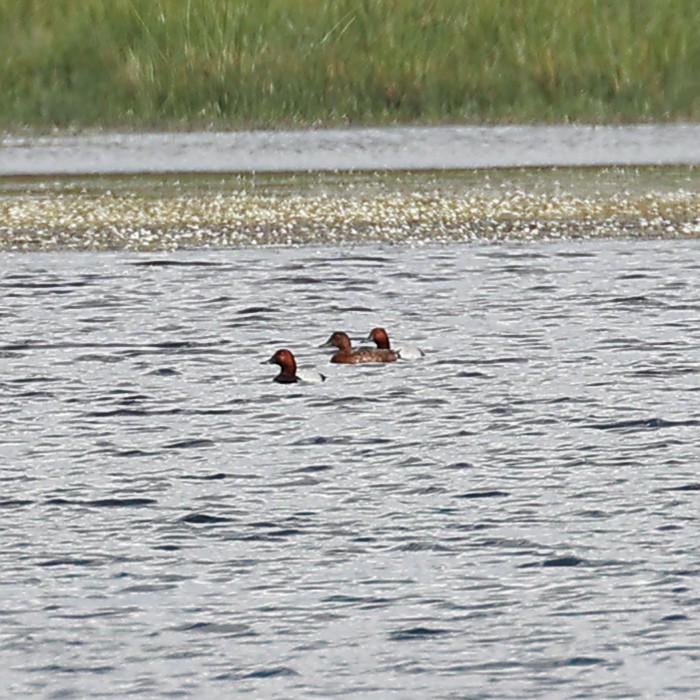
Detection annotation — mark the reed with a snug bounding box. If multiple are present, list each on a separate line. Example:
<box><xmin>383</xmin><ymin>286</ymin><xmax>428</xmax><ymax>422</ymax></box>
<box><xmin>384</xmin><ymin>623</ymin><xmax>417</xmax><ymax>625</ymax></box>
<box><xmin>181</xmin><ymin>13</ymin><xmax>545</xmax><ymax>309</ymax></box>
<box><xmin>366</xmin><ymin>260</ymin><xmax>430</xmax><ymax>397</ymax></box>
<box><xmin>1</xmin><ymin>0</ymin><xmax>698</xmax><ymax>130</ymax></box>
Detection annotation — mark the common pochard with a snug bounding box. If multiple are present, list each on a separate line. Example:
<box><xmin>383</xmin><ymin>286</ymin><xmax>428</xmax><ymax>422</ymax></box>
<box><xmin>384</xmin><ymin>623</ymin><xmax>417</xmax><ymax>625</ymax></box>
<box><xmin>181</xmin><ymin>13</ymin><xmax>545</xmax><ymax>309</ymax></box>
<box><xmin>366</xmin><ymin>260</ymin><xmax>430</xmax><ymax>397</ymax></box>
<box><xmin>366</xmin><ymin>327</ymin><xmax>425</xmax><ymax>360</ymax></box>
<box><xmin>263</xmin><ymin>349</ymin><xmax>326</xmax><ymax>383</ymax></box>
<box><xmin>321</xmin><ymin>331</ymin><xmax>399</xmax><ymax>364</ymax></box>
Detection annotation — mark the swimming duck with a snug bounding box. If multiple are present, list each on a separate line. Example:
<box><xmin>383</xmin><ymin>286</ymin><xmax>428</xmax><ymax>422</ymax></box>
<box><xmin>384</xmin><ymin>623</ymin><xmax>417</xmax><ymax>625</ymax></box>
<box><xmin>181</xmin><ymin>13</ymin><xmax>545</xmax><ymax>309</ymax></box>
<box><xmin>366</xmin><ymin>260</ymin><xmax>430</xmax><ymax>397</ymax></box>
<box><xmin>366</xmin><ymin>327</ymin><xmax>424</xmax><ymax>360</ymax></box>
<box><xmin>320</xmin><ymin>331</ymin><xmax>399</xmax><ymax>364</ymax></box>
<box><xmin>263</xmin><ymin>349</ymin><xmax>326</xmax><ymax>383</ymax></box>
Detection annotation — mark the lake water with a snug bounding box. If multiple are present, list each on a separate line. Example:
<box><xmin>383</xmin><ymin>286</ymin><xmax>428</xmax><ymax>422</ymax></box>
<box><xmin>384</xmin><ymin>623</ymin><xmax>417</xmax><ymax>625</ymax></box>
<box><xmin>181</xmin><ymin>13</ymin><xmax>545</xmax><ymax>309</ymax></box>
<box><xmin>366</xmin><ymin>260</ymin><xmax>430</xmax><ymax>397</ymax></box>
<box><xmin>2</xmin><ymin>239</ymin><xmax>699</xmax><ymax>698</ymax></box>
<box><xmin>3</xmin><ymin>123</ymin><xmax>700</xmax><ymax>175</ymax></box>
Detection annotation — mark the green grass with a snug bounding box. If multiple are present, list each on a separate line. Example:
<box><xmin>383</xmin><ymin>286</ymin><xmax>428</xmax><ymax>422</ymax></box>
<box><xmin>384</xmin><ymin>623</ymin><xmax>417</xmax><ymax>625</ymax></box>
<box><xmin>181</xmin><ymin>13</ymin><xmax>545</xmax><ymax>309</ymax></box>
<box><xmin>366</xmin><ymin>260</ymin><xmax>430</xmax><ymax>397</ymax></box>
<box><xmin>1</xmin><ymin>0</ymin><xmax>699</xmax><ymax>130</ymax></box>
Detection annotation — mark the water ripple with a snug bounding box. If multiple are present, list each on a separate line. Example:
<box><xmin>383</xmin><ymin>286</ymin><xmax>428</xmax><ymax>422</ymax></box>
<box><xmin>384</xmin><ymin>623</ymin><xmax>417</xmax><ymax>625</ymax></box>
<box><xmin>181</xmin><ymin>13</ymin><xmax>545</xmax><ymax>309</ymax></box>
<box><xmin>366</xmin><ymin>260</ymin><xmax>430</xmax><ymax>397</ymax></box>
<box><xmin>1</xmin><ymin>239</ymin><xmax>699</xmax><ymax>699</ymax></box>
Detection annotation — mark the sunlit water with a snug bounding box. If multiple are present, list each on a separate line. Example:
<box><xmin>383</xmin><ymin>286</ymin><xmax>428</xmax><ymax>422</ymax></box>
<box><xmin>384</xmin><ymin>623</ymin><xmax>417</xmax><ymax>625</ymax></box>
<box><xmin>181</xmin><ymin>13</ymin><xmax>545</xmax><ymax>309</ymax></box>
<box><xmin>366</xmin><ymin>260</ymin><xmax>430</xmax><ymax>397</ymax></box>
<box><xmin>3</xmin><ymin>123</ymin><xmax>700</xmax><ymax>175</ymax></box>
<box><xmin>1</xmin><ymin>239</ymin><xmax>699</xmax><ymax>698</ymax></box>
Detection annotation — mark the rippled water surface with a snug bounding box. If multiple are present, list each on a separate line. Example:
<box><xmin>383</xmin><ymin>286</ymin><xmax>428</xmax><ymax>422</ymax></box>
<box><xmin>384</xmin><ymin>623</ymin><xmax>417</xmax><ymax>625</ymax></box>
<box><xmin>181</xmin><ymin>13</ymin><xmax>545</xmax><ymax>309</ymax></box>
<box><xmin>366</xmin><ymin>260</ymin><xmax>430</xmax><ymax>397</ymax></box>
<box><xmin>2</xmin><ymin>240</ymin><xmax>700</xmax><ymax>698</ymax></box>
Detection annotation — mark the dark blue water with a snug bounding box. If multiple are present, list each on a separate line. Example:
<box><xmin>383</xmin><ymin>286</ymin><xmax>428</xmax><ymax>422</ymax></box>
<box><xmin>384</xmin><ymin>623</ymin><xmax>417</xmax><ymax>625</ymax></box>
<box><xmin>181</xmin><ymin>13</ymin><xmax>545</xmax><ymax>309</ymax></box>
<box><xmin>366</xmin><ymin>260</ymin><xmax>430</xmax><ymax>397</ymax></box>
<box><xmin>1</xmin><ymin>240</ymin><xmax>699</xmax><ymax>698</ymax></box>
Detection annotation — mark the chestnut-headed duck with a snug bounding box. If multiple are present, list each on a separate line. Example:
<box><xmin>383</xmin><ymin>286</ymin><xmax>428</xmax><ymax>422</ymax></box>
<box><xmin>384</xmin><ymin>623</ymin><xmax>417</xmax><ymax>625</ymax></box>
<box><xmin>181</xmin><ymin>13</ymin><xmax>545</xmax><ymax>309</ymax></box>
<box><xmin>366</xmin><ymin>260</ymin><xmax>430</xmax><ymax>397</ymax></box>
<box><xmin>321</xmin><ymin>331</ymin><xmax>399</xmax><ymax>364</ymax></box>
<box><xmin>263</xmin><ymin>349</ymin><xmax>326</xmax><ymax>383</ymax></box>
<box><xmin>366</xmin><ymin>327</ymin><xmax>425</xmax><ymax>360</ymax></box>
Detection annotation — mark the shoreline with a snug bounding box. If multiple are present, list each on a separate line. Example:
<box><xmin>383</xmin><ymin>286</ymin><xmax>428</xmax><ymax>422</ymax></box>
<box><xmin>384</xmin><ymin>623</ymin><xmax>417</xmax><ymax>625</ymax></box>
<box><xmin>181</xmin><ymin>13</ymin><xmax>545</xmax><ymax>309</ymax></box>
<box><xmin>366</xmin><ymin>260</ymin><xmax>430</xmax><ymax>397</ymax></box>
<box><xmin>1</xmin><ymin>168</ymin><xmax>698</xmax><ymax>252</ymax></box>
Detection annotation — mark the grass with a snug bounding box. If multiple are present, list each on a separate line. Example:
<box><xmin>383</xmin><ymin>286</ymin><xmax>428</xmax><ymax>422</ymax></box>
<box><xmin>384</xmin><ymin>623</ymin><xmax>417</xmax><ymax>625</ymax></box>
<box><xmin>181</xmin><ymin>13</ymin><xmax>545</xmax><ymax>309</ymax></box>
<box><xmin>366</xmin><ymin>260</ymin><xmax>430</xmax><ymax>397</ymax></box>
<box><xmin>1</xmin><ymin>0</ymin><xmax>699</xmax><ymax>130</ymax></box>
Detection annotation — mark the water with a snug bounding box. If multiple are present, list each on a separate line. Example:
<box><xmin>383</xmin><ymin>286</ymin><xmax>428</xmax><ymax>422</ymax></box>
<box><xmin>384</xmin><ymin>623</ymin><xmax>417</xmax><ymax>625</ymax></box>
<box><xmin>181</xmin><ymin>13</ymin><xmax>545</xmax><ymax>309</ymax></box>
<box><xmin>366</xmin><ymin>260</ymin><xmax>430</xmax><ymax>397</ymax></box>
<box><xmin>1</xmin><ymin>239</ymin><xmax>699</xmax><ymax>698</ymax></box>
<box><xmin>3</xmin><ymin>123</ymin><xmax>700</xmax><ymax>175</ymax></box>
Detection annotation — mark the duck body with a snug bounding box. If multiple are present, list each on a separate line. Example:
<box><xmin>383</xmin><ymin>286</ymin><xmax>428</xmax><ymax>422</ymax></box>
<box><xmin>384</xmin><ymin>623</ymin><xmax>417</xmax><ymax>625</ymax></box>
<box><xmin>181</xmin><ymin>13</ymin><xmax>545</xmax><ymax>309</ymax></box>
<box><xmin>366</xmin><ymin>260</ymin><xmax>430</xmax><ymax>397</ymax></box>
<box><xmin>321</xmin><ymin>331</ymin><xmax>399</xmax><ymax>364</ymax></box>
<box><xmin>330</xmin><ymin>350</ymin><xmax>398</xmax><ymax>364</ymax></box>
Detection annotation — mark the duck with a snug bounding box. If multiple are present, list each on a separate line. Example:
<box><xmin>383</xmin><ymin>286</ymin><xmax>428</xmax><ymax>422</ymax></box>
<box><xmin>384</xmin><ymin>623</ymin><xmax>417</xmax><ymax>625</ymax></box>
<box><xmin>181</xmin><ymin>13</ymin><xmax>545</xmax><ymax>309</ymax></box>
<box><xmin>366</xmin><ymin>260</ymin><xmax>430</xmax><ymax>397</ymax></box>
<box><xmin>320</xmin><ymin>331</ymin><xmax>399</xmax><ymax>364</ymax></box>
<box><xmin>263</xmin><ymin>349</ymin><xmax>326</xmax><ymax>383</ymax></box>
<box><xmin>366</xmin><ymin>327</ymin><xmax>424</xmax><ymax>360</ymax></box>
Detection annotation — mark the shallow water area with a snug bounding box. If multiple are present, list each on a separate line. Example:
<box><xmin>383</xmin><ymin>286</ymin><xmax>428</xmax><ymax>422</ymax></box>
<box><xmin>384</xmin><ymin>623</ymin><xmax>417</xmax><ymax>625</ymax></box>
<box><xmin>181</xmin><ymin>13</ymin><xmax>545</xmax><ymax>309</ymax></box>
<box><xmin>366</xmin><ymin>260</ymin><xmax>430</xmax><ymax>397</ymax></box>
<box><xmin>1</xmin><ymin>167</ymin><xmax>699</xmax><ymax>251</ymax></box>
<box><xmin>1</xmin><ymin>239</ymin><xmax>700</xmax><ymax>698</ymax></box>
